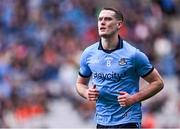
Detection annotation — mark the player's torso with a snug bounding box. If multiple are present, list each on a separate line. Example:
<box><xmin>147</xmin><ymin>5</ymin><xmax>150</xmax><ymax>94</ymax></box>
<box><xmin>87</xmin><ymin>49</ymin><xmax>136</xmax><ymax>86</ymax></box>
<box><xmin>85</xmin><ymin>42</ymin><xmax>142</xmax><ymax>125</ymax></box>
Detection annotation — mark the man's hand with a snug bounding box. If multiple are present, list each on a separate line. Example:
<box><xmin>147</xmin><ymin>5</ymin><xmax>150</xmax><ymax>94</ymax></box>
<box><xmin>117</xmin><ymin>91</ymin><xmax>135</xmax><ymax>107</ymax></box>
<box><xmin>86</xmin><ymin>85</ymin><xmax>99</xmax><ymax>101</ymax></box>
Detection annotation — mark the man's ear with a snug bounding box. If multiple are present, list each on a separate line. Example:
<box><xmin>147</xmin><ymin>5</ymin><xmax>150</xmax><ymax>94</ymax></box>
<box><xmin>117</xmin><ymin>21</ymin><xmax>123</xmax><ymax>29</ymax></box>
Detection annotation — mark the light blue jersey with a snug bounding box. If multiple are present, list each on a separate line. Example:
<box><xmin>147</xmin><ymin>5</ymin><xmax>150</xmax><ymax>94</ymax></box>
<box><xmin>79</xmin><ymin>37</ymin><xmax>153</xmax><ymax>125</ymax></box>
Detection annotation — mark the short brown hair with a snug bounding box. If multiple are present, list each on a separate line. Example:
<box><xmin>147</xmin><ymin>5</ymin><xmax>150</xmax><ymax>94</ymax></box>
<box><xmin>101</xmin><ymin>7</ymin><xmax>124</xmax><ymax>21</ymax></box>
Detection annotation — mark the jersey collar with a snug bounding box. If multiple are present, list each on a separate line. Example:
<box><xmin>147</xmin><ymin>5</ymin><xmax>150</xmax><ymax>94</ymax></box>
<box><xmin>98</xmin><ymin>35</ymin><xmax>123</xmax><ymax>53</ymax></box>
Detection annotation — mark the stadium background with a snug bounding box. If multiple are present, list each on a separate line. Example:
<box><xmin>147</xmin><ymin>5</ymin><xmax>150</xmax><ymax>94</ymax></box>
<box><xmin>0</xmin><ymin>0</ymin><xmax>179</xmax><ymax>128</ymax></box>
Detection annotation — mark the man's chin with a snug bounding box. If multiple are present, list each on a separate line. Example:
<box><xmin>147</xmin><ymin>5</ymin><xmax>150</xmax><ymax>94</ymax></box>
<box><xmin>99</xmin><ymin>33</ymin><xmax>111</xmax><ymax>38</ymax></box>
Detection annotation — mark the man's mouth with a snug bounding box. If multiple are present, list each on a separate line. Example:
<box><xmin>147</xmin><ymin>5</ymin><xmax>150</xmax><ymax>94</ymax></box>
<box><xmin>100</xmin><ymin>27</ymin><xmax>106</xmax><ymax>31</ymax></box>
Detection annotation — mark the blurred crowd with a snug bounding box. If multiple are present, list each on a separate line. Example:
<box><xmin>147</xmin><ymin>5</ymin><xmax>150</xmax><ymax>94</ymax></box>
<box><xmin>0</xmin><ymin>0</ymin><xmax>179</xmax><ymax>128</ymax></box>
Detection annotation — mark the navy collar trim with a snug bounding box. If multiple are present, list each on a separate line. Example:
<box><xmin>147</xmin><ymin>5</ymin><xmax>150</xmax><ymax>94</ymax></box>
<box><xmin>98</xmin><ymin>36</ymin><xmax>123</xmax><ymax>53</ymax></box>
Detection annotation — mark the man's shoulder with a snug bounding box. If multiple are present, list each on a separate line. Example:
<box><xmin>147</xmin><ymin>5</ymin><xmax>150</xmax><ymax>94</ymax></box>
<box><xmin>123</xmin><ymin>40</ymin><xmax>137</xmax><ymax>52</ymax></box>
<box><xmin>84</xmin><ymin>42</ymin><xmax>99</xmax><ymax>52</ymax></box>
<box><xmin>80</xmin><ymin>42</ymin><xmax>99</xmax><ymax>57</ymax></box>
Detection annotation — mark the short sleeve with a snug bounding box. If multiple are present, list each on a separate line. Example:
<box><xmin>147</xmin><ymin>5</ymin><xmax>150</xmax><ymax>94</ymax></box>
<box><xmin>79</xmin><ymin>50</ymin><xmax>92</xmax><ymax>78</ymax></box>
<box><xmin>135</xmin><ymin>49</ymin><xmax>154</xmax><ymax>77</ymax></box>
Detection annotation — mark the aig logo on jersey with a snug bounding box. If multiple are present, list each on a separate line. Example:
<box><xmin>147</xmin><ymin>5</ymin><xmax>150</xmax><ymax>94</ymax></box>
<box><xmin>119</xmin><ymin>58</ymin><xmax>127</xmax><ymax>65</ymax></box>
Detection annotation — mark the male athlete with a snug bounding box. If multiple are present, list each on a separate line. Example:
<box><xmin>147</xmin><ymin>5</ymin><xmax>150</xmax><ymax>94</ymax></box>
<box><xmin>76</xmin><ymin>7</ymin><xmax>164</xmax><ymax>128</ymax></box>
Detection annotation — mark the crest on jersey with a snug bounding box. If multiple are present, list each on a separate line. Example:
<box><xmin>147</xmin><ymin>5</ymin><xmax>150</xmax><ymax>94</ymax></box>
<box><xmin>119</xmin><ymin>58</ymin><xmax>127</xmax><ymax>65</ymax></box>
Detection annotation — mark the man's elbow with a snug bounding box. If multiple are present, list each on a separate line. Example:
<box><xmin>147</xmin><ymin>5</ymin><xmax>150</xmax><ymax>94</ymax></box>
<box><xmin>76</xmin><ymin>83</ymin><xmax>80</xmax><ymax>93</ymax></box>
<box><xmin>158</xmin><ymin>79</ymin><xmax>164</xmax><ymax>91</ymax></box>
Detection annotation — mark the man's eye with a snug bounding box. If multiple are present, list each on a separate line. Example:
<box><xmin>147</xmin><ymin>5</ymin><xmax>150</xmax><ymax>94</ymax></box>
<box><xmin>98</xmin><ymin>18</ymin><xmax>102</xmax><ymax>21</ymax></box>
<box><xmin>105</xmin><ymin>17</ymin><xmax>112</xmax><ymax>21</ymax></box>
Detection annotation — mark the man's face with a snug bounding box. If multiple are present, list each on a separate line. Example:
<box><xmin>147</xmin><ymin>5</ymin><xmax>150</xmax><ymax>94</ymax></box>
<box><xmin>98</xmin><ymin>10</ymin><xmax>120</xmax><ymax>37</ymax></box>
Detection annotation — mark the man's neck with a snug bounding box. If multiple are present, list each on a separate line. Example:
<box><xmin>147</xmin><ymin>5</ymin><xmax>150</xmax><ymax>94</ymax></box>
<box><xmin>101</xmin><ymin>34</ymin><xmax>119</xmax><ymax>50</ymax></box>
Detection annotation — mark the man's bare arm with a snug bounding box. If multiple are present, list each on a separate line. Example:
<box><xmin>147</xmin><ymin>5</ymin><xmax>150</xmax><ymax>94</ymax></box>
<box><xmin>133</xmin><ymin>68</ymin><xmax>164</xmax><ymax>103</ymax></box>
<box><xmin>76</xmin><ymin>75</ymin><xmax>99</xmax><ymax>101</ymax></box>
<box><xmin>118</xmin><ymin>68</ymin><xmax>164</xmax><ymax>106</ymax></box>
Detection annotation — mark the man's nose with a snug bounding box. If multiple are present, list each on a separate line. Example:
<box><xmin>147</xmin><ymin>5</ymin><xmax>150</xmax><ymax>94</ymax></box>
<box><xmin>100</xmin><ymin>20</ymin><xmax>105</xmax><ymax>25</ymax></box>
